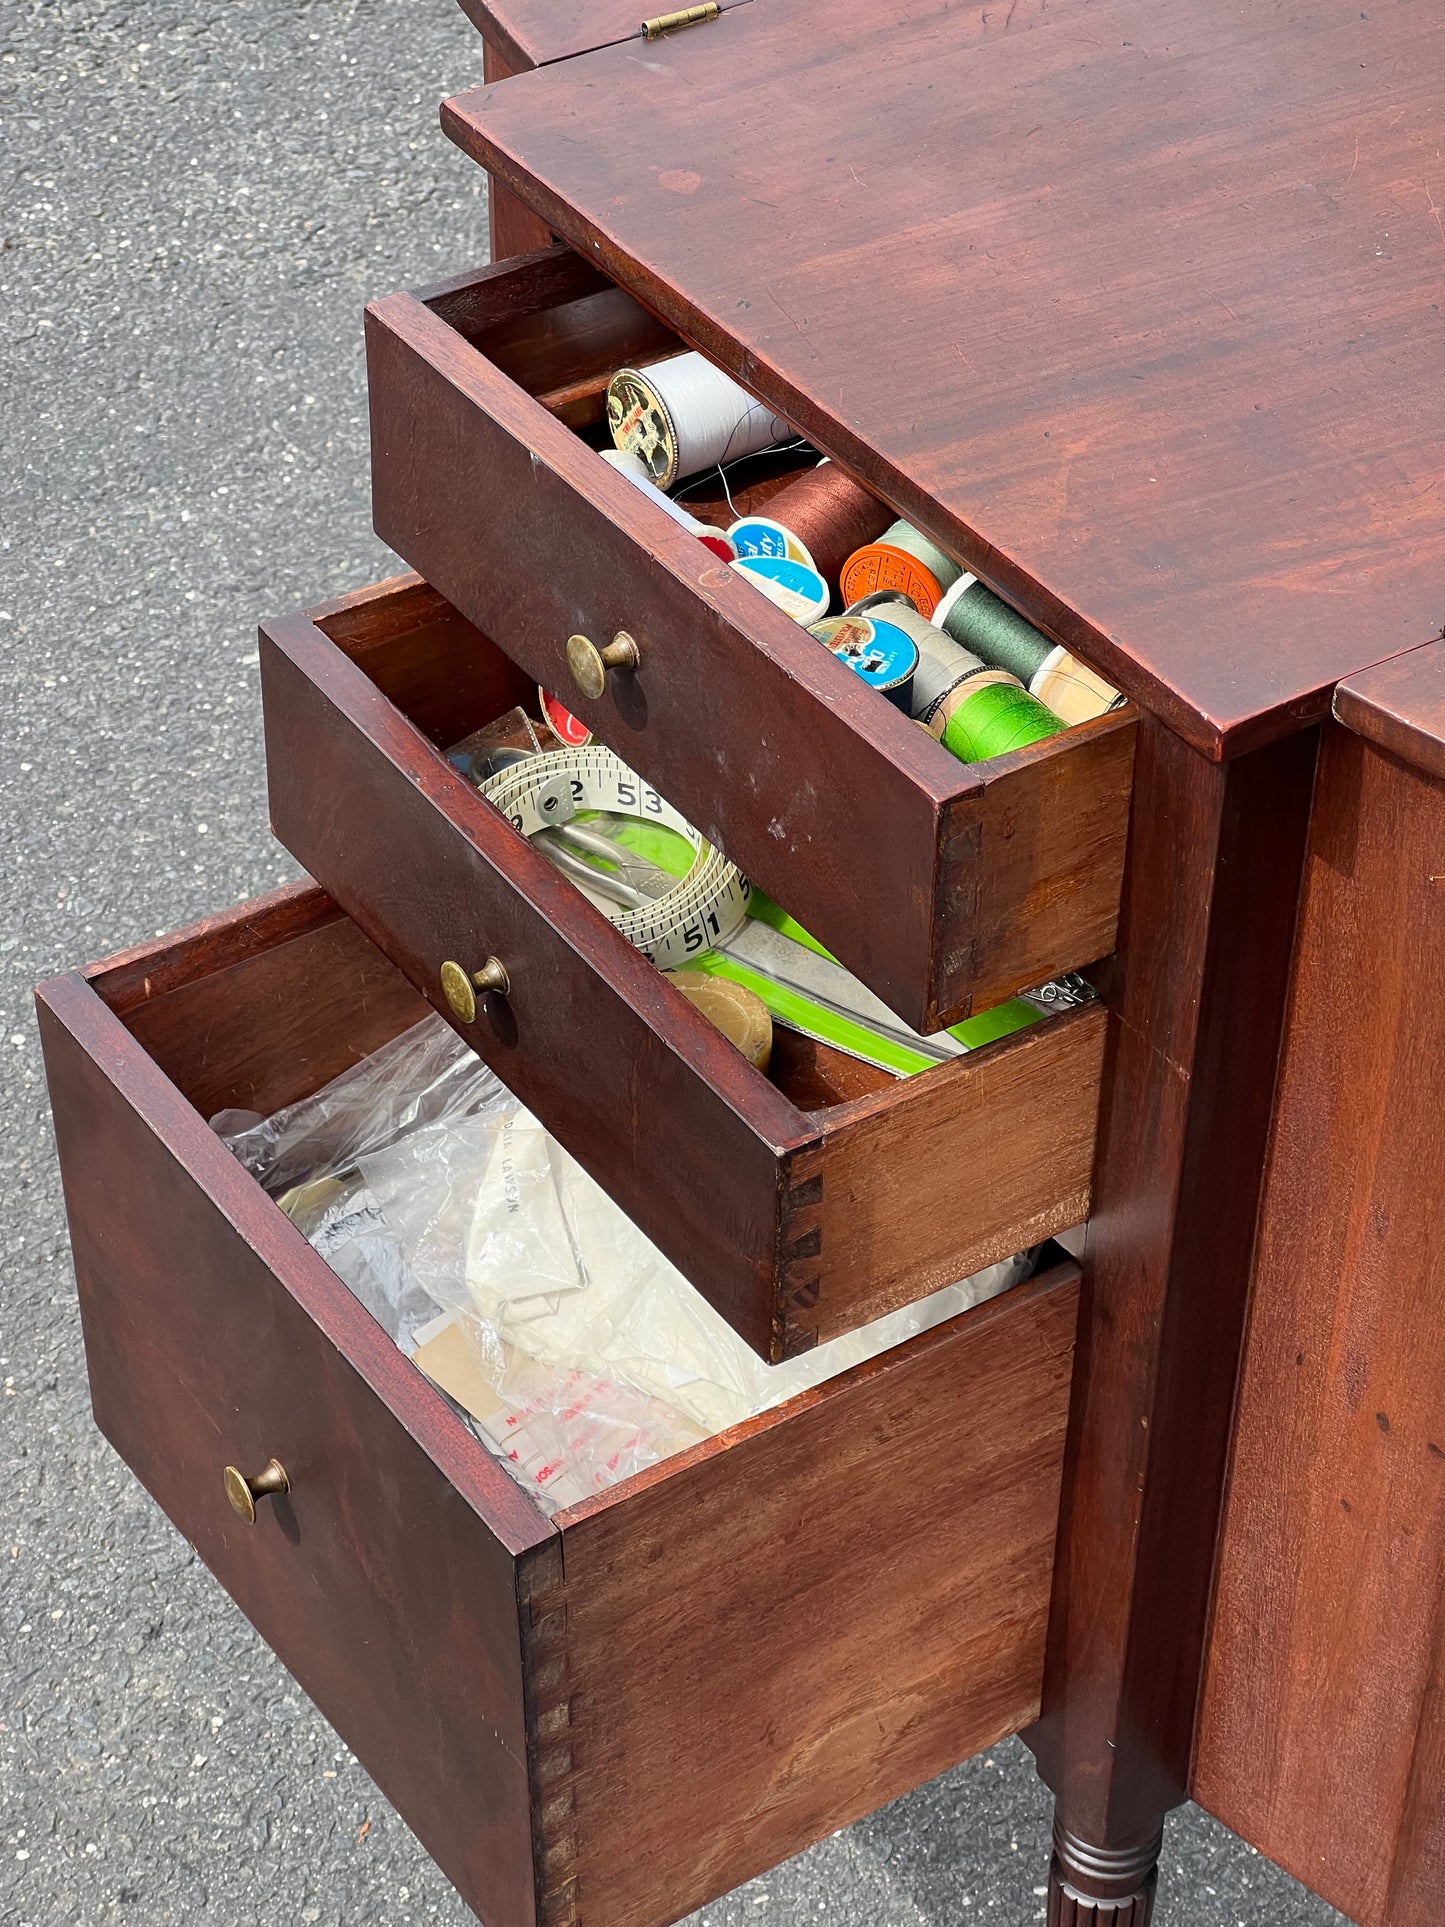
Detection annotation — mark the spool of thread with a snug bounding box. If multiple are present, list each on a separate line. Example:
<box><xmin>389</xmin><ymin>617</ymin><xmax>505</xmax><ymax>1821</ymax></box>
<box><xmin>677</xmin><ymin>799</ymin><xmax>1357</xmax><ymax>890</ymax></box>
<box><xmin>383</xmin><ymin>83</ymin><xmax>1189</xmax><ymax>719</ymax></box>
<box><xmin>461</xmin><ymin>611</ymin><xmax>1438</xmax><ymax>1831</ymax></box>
<box><xmin>538</xmin><ymin>687</ymin><xmax>592</xmax><ymax>748</ymax></box>
<box><xmin>808</xmin><ymin>613</ymin><xmax>917</xmax><ymax>710</ymax></box>
<box><xmin>728</xmin><ymin>461</ymin><xmax>894</xmax><ymax>589</ymax></box>
<box><xmin>667</xmin><ymin>970</ymin><xmax>773</xmax><ymax>1072</ymax></box>
<box><xmin>597</xmin><ymin>446</ymin><xmax>736</xmax><ymax>560</ymax></box>
<box><xmin>881</xmin><ymin>608</ymin><xmax>1065</xmax><ymax>762</ymax></box>
<box><xmin>932</xmin><ymin>574</ymin><xmax>1122</xmax><ymax>724</ymax></box>
<box><xmin>933</xmin><ymin>676</ymin><xmax>1069</xmax><ymax>761</ymax></box>
<box><xmin>732</xmin><ymin>554</ymin><xmax>830</xmax><ymax>625</ymax></box>
<box><xmin>607</xmin><ymin>354</ymin><xmax>793</xmax><ymax>489</ymax></box>
<box><xmin>839</xmin><ymin>519</ymin><xmax>963</xmax><ymax>618</ymax></box>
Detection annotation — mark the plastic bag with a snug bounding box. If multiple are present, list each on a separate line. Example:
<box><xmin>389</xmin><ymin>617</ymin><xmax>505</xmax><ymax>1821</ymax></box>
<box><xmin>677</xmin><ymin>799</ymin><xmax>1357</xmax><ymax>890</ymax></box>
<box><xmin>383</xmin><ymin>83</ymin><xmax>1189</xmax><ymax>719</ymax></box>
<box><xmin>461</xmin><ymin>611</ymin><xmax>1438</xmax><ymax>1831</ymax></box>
<box><xmin>215</xmin><ymin>1014</ymin><xmax>1033</xmax><ymax>1513</ymax></box>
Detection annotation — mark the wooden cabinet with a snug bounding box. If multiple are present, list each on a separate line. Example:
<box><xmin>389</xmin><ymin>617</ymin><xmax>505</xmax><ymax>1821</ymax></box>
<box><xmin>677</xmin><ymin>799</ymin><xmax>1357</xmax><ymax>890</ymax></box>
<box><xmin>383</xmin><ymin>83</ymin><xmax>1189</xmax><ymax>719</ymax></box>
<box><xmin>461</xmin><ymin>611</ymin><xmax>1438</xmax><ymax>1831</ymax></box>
<box><xmin>35</xmin><ymin>3</ymin><xmax>1445</xmax><ymax>1923</ymax></box>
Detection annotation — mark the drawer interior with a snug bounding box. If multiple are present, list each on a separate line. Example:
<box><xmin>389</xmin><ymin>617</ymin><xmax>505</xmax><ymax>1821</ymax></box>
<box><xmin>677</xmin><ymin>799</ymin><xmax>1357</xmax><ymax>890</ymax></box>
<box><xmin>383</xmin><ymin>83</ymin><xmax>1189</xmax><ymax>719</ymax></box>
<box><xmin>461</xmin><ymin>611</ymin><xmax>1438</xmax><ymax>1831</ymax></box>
<box><xmin>430</xmin><ymin>261</ymin><xmax>828</xmax><ymax>527</ymax></box>
<box><xmin>43</xmin><ymin>884</ymin><xmax>1083</xmax><ymax>1927</ymax></box>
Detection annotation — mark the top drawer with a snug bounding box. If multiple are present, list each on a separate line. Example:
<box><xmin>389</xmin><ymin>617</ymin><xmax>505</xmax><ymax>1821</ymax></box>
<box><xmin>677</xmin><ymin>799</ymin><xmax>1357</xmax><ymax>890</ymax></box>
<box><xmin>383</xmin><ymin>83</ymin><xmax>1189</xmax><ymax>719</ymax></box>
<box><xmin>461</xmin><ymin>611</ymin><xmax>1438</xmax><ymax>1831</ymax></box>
<box><xmin>366</xmin><ymin>248</ymin><xmax>1137</xmax><ymax>1034</ymax></box>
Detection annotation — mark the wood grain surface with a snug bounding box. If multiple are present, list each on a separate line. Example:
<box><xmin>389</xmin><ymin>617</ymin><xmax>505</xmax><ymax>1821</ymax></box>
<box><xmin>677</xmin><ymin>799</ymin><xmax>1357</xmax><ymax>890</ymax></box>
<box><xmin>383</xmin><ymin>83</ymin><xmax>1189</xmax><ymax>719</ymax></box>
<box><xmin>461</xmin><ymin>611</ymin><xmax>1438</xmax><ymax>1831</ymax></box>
<box><xmin>261</xmin><ymin>577</ymin><xmax>1107</xmax><ymax>1359</ymax></box>
<box><xmin>456</xmin><ymin>0</ymin><xmax>1080</xmax><ymax>75</ymax></box>
<box><xmin>444</xmin><ymin>0</ymin><xmax>1445</xmax><ymax>756</ymax></box>
<box><xmin>366</xmin><ymin>254</ymin><xmax>1135</xmax><ymax>1029</ymax></box>
<box><xmin>553</xmin><ymin>1262</ymin><xmax>1082</xmax><ymax>1927</ymax></box>
<box><xmin>1027</xmin><ymin>716</ymin><xmax>1319</xmax><ymax>1850</ymax></box>
<box><xmin>36</xmin><ymin>895</ymin><xmax>554</xmax><ymax>1927</ymax></box>
<box><xmin>1193</xmin><ymin>722</ymin><xmax>1445</xmax><ymax>1927</ymax></box>
<box><xmin>455</xmin><ymin>0</ymin><xmax>667</xmax><ymax>74</ymax></box>
<box><xmin>1334</xmin><ymin>637</ymin><xmax>1445</xmax><ymax>787</ymax></box>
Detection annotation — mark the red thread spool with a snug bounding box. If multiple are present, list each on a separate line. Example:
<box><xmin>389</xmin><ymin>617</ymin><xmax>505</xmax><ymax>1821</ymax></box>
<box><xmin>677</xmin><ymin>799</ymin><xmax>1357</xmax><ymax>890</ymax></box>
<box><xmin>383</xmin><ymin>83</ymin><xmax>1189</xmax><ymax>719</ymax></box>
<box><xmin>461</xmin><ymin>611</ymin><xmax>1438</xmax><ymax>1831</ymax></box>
<box><xmin>758</xmin><ymin>463</ymin><xmax>894</xmax><ymax>589</ymax></box>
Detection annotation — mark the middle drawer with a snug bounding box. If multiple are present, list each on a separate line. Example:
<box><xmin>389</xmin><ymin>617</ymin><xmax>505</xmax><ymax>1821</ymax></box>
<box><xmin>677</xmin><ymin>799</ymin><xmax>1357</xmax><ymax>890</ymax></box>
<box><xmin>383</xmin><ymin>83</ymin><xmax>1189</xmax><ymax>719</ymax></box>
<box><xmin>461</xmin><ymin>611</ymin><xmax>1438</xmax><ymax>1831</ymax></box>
<box><xmin>261</xmin><ymin>574</ymin><xmax>1106</xmax><ymax>1362</ymax></box>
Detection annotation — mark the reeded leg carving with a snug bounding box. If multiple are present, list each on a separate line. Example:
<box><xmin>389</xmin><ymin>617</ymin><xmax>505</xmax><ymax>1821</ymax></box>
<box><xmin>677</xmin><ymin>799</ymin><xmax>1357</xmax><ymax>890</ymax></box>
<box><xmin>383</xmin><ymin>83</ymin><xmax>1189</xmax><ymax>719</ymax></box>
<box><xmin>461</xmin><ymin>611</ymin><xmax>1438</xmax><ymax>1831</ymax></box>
<box><xmin>1046</xmin><ymin>1815</ymin><xmax>1163</xmax><ymax>1926</ymax></box>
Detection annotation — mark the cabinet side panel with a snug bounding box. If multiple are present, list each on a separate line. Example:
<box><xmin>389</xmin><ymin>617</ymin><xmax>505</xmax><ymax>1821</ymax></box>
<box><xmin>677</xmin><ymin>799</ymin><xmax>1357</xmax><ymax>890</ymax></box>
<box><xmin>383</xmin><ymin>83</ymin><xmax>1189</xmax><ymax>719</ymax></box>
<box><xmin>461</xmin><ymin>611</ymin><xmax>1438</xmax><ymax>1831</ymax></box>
<box><xmin>1194</xmin><ymin>723</ymin><xmax>1445</xmax><ymax>1927</ymax></box>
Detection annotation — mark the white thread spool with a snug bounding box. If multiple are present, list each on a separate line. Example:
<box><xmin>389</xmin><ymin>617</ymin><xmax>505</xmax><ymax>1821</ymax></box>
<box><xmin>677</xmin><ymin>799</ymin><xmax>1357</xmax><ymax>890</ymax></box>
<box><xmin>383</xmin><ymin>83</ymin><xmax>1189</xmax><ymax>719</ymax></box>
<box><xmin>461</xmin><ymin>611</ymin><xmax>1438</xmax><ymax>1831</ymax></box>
<box><xmin>597</xmin><ymin>447</ymin><xmax>736</xmax><ymax>558</ymax></box>
<box><xmin>607</xmin><ymin>353</ymin><xmax>794</xmax><ymax>488</ymax></box>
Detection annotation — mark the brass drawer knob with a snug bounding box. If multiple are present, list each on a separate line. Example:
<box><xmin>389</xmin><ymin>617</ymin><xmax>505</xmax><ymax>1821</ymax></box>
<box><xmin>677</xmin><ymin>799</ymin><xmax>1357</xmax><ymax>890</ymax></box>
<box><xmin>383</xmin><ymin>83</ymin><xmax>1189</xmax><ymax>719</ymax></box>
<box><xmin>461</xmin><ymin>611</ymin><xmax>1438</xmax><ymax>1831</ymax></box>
<box><xmin>440</xmin><ymin>956</ymin><xmax>511</xmax><ymax>1025</ymax></box>
<box><xmin>567</xmin><ymin>630</ymin><xmax>639</xmax><ymax>701</ymax></box>
<box><xmin>223</xmin><ymin>1458</ymin><xmax>289</xmax><ymax>1526</ymax></box>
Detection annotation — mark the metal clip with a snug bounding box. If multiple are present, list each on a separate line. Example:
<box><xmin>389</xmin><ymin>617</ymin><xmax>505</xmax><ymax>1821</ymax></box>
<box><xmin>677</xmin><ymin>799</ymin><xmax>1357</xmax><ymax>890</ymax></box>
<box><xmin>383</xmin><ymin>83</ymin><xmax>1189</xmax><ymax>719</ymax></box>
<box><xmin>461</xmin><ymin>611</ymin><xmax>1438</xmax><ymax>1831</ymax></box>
<box><xmin>641</xmin><ymin>4</ymin><xmax>720</xmax><ymax>39</ymax></box>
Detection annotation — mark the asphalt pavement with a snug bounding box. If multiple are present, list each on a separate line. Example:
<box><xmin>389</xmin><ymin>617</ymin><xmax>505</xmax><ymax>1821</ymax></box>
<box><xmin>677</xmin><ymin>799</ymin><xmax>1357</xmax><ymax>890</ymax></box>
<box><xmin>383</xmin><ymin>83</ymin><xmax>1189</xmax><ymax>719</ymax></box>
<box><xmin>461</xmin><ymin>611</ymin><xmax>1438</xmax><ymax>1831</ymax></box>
<box><xmin>0</xmin><ymin>3</ymin><xmax>1351</xmax><ymax>1922</ymax></box>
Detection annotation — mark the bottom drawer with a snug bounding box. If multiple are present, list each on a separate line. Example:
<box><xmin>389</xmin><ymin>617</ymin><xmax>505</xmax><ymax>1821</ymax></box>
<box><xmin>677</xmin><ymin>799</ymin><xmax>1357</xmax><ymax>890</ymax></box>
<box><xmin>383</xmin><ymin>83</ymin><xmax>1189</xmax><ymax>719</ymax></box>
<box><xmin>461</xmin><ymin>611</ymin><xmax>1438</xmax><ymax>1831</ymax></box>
<box><xmin>37</xmin><ymin>884</ymin><xmax>1080</xmax><ymax>1927</ymax></box>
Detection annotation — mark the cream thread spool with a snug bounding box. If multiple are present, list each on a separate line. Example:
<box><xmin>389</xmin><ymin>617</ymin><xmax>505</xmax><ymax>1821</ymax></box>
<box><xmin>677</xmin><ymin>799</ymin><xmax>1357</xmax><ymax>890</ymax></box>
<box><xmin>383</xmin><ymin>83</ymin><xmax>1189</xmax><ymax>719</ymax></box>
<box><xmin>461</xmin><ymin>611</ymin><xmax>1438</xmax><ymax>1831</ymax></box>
<box><xmin>607</xmin><ymin>353</ymin><xmax>794</xmax><ymax>488</ymax></box>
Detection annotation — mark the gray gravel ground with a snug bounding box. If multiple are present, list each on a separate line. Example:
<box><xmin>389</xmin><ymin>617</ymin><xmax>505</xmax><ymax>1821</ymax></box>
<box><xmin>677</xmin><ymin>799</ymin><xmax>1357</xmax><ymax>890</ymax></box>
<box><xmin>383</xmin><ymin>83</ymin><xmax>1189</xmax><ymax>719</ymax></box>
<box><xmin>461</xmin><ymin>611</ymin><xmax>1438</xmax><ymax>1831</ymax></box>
<box><xmin>0</xmin><ymin>4</ymin><xmax>1351</xmax><ymax>1923</ymax></box>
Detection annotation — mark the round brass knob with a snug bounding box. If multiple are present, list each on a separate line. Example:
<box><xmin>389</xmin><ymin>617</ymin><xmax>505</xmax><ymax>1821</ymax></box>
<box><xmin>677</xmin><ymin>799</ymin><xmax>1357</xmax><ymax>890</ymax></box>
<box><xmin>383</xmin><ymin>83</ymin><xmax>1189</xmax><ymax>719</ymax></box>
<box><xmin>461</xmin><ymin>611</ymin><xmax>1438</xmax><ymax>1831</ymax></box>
<box><xmin>223</xmin><ymin>1458</ymin><xmax>289</xmax><ymax>1526</ymax></box>
<box><xmin>439</xmin><ymin>956</ymin><xmax>511</xmax><ymax>1025</ymax></box>
<box><xmin>566</xmin><ymin>631</ymin><xmax>640</xmax><ymax>701</ymax></box>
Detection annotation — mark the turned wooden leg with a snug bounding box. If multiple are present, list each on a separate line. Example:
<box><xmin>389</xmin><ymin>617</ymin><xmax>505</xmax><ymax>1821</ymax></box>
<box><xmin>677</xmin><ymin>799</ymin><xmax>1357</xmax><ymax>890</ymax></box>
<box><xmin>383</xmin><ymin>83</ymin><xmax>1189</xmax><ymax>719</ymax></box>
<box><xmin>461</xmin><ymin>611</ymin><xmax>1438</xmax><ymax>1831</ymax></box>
<box><xmin>1046</xmin><ymin>1815</ymin><xmax>1163</xmax><ymax>1926</ymax></box>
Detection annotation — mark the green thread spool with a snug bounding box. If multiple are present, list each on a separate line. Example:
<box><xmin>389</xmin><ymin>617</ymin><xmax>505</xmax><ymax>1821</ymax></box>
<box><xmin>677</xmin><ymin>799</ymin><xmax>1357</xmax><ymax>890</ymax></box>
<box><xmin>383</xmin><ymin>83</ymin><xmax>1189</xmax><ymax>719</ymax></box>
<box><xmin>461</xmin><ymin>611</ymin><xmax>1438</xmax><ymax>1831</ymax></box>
<box><xmin>839</xmin><ymin>518</ymin><xmax>963</xmax><ymax>617</ymax></box>
<box><xmin>896</xmin><ymin>611</ymin><xmax>1065</xmax><ymax>761</ymax></box>
<box><xmin>934</xmin><ymin>674</ymin><xmax>1067</xmax><ymax>761</ymax></box>
<box><xmin>933</xmin><ymin>574</ymin><xmax>1123</xmax><ymax>724</ymax></box>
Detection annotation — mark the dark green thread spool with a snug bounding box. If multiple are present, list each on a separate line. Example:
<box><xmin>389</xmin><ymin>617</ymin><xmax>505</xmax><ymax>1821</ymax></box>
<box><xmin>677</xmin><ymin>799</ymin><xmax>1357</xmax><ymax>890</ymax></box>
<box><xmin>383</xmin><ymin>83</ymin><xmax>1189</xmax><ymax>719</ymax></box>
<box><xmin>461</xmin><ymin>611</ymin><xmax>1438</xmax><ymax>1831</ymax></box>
<box><xmin>934</xmin><ymin>574</ymin><xmax>1053</xmax><ymax>683</ymax></box>
<box><xmin>934</xmin><ymin>574</ymin><xmax>1123</xmax><ymax>724</ymax></box>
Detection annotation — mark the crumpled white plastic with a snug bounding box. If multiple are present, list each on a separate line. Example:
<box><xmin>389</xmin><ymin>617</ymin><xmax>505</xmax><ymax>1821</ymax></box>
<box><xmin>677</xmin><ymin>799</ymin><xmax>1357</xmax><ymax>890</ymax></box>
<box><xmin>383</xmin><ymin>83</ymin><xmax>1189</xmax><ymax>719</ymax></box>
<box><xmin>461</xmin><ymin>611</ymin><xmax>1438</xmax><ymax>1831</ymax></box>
<box><xmin>217</xmin><ymin>1014</ymin><xmax>1032</xmax><ymax>1514</ymax></box>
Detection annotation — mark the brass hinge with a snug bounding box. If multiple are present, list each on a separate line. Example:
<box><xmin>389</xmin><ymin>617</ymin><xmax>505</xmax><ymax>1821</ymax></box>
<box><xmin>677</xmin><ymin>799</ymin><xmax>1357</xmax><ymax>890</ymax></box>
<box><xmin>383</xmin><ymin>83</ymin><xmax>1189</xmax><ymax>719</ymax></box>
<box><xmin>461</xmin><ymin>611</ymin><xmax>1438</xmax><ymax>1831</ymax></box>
<box><xmin>641</xmin><ymin>4</ymin><xmax>721</xmax><ymax>39</ymax></box>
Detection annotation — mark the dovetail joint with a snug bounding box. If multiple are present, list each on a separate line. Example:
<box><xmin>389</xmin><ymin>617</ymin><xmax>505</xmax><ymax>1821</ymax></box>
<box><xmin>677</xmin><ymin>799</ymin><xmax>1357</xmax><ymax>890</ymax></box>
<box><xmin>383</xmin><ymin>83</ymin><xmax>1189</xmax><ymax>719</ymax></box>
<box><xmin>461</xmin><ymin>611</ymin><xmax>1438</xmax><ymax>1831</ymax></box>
<box><xmin>777</xmin><ymin>1156</ymin><xmax>824</xmax><ymax>1358</ymax></box>
<box><xmin>523</xmin><ymin>1554</ymin><xmax>580</xmax><ymax>1927</ymax></box>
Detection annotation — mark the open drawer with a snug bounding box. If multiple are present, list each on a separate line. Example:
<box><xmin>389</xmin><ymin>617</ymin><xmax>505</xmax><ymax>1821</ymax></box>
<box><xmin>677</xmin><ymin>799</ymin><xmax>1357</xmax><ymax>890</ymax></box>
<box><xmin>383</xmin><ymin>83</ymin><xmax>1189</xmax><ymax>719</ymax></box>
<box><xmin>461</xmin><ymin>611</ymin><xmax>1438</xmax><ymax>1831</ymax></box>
<box><xmin>365</xmin><ymin>247</ymin><xmax>1137</xmax><ymax>1034</ymax></box>
<box><xmin>260</xmin><ymin>573</ymin><xmax>1107</xmax><ymax>1360</ymax></box>
<box><xmin>37</xmin><ymin>883</ymin><xmax>1081</xmax><ymax>1927</ymax></box>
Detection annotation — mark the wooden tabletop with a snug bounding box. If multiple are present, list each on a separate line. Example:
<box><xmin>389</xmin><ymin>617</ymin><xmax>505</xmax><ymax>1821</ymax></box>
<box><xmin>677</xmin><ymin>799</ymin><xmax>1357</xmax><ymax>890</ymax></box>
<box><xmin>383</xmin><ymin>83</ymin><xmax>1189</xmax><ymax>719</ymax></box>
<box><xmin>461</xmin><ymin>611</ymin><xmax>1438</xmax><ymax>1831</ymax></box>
<box><xmin>444</xmin><ymin>0</ymin><xmax>1445</xmax><ymax>757</ymax></box>
<box><xmin>1334</xmin><ymin>638</ymin><xmax>1445</xmax><ymax>782</ymax></box>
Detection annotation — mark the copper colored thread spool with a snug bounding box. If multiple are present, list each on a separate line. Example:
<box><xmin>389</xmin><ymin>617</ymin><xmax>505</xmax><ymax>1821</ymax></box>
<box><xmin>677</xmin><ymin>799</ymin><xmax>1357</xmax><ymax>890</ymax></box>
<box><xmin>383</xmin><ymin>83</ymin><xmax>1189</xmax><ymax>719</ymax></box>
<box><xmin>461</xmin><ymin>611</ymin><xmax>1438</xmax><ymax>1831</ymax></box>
<box><xmin>761</xmin><ymin>463</ymin><xmax>894</xmax><ymax>588</ymax></box>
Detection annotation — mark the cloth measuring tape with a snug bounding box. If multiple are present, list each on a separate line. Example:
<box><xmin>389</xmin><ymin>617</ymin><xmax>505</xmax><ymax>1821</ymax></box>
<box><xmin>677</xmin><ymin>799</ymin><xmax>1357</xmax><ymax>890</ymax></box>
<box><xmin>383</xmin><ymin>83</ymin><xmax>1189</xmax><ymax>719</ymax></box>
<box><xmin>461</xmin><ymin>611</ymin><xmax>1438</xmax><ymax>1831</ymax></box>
<box><xmin>480</xmin><ymin>746</ymin><xmax>752</xmax><ymax>972</ymax></box>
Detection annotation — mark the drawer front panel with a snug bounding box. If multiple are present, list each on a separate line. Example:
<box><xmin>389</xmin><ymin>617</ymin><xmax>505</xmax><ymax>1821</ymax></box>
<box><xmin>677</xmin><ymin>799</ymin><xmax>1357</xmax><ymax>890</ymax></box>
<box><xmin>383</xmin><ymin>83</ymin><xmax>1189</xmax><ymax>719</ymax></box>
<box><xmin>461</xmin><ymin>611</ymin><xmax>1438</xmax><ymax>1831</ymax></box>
<box><xmin>555</xmin><ymin>1265</ymin><xmax>1081</xmax><ymax>1927</ymax></box>
<box><xmin>37</xmin><ymin>963</ymin><xmax>551</xmax><ymax>1927</ymax></box>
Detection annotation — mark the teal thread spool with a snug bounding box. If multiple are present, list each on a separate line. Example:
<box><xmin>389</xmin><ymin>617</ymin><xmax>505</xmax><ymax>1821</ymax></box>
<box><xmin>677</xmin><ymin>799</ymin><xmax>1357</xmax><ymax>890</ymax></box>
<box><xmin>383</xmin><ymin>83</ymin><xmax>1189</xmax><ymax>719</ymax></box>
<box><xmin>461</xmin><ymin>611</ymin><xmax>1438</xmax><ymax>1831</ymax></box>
<box><xmin>933</xmin><ymin>574</ymin><xmax>1123</xmax><ymax>724</ymax></box>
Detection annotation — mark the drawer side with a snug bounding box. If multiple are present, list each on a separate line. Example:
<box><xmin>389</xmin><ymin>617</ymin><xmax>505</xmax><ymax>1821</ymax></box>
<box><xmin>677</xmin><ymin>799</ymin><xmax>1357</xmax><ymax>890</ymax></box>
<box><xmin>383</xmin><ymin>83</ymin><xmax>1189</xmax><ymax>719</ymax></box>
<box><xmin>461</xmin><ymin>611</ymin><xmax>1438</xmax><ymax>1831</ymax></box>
<box><xmin>261</xmin><ymin>615</ymin><xmax>799</xmax><ymax>1358</ymax></box>
<box><xmin>38</xmin><ymin>972</ymin><xmax>550</xmax><ymax>1927</ymax></box>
